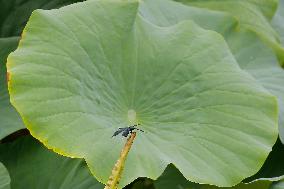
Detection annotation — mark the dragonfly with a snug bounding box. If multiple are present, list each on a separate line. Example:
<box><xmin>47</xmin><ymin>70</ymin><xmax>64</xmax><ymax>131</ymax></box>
<box><xmin>112</xmin><ymin>124</ymin><xmax>144</xmax><ymax>137</ymax></box>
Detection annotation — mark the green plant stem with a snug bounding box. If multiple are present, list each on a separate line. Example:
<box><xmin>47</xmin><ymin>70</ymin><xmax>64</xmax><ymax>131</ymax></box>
<box><xmin>104</xmin><ymin>132</ymin><xmax>137</xmax><ymax>189</ymax></box>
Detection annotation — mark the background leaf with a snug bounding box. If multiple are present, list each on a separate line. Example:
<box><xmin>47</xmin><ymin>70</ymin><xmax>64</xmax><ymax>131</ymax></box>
<box><xmin>0</xmin><ymin>136</ymin><xmax>103</xmax><ymax>189</ymax></box>
<box><xmin>154</xmin><ymin>164</ymin><xmax>200</xmax><ymax>189</ymax></box>
<box><xmin>272</xmin><ymin>0</ymin><xmax>284</xmax><ymax>46</ymax></box>
<box><xmin>139</xmin><ymin>0</ymin><xmax>237</xmax><ymax>35</ymax></box>
<box><xmin>174</xmin><ymin>0</ymin><xmax>284</xmax><ymax>65</ymax></box>
<box><xmin>202</xmin><ymin>182</ymin><xmax>271</xmax><ymax>189</ymax></box>
<box><xmin>0</xmin><ymin>162</ymin><xmax>10</xmax><ymax>189</ymax></box>
<box><xmin>0</xmin><ymin>37</ymin><xmax>24</xmax><ymax>140</ymax></box>
<box><xmin>154</xmin><ymin>165</ymin><xmax>271</xmax><ymax>189</ymax></box>
<box><xmin>125</xmin><ymin>178</ymin><xmax>155</xmax><ymax>189</ymax></box>
<box><xmin>270</xmin><ymin>180</ymin><xmax>284</xmax><ymax>189</ymax></box>
<box><xmin>0</xmin><ymin>0</ymin><xmax>85</xmax><ymax>37</ymax></box>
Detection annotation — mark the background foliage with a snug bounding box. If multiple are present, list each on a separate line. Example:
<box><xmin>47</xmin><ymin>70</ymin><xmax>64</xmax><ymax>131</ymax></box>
<box><xmin>0</xmin><ymin>0</ymin><xmax>284</xmax><ymax>189</ymax></box>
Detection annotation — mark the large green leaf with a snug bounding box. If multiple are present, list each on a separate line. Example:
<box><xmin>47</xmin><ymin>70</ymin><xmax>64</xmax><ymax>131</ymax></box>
<box><xmin>174</xmin><ymin>0</ymin><xmax>284</xmax><ymax>65</ymax></box>
<box><xmin>0</xmin><ymin>0</ymin><xmax>89</xmax><ymax>140</ymax></box>
<box><xmin>225</xmin><ymin>30</ymin><xmax>284</xmax><ymax>144</ymax></box>
<box><xmin>0</xmin><ymin>37</ymin><xmax>24</xmax><ymax>140</ymax></box>
<box><xmin>140</xmin><ymin>0</ymin><xmax>284</xmax><ymax>182</ymax></box>
<box><xmin>0</xmin><ymin>163</ymin><xmax>10</xmax><ymax>189</ymax></box>
<box><xmin>7</xmin><ymin>0</ymin><xmax>278</xmax><ymax>187</ymax></box>
<box><xmin>244</xmin><ymin>139</ymin><xmax>284</xmax><ymax>183</ymax></box>
<box><xmin>140</xmin><ymin>0</ymin><xmax>284</xmax><ymax>145</ymax></box>
<box><xmin>0</xmin><ymin>136</ymin><xmax>103</xmax><ymax>189</ymax></box>
<box><xmin>0</xmin><ymin>0</ymin><xmax>85</xmax><ymax>37</ymax></box>
<box><xmin>141</xmin><ymin>0</ymin><xmax>284</xmax><ymax>183</ymax></box>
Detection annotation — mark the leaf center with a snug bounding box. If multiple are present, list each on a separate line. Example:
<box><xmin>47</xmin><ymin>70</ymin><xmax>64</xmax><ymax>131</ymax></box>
<box><xmin>128</xmin><ymin>109</ymin><xmax>137</xmax><ymax>124</ymax></box>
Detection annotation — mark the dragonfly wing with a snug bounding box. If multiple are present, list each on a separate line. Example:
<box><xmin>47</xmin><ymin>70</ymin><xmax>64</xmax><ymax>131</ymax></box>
<box><xmin>112</xmin><ymin>128</ymin><xmax>124</xmax><ymax>137</ymax></box>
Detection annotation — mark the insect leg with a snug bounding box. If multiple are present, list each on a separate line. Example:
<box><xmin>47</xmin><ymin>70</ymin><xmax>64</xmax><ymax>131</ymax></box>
<box><xmin>135</xmin><ymin>128</ymin><xmax>144</xmax><ymax>132</ymax></box>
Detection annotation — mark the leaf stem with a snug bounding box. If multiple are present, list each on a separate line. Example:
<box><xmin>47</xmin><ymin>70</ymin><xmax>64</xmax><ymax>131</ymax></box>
<box><xmin>104</xmin><ymin>132</ymin><xmax>137</xmax><ymax>189</ymax></box>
